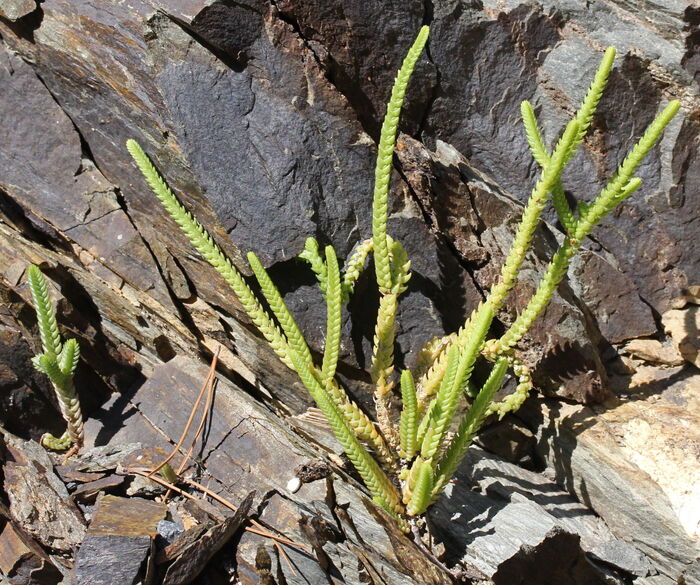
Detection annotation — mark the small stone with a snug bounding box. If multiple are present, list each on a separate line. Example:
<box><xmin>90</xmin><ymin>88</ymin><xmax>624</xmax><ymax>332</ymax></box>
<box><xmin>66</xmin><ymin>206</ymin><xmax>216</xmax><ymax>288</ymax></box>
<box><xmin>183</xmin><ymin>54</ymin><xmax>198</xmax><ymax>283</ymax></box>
<box><xmin>157</xmin><ymin>520</ymin><xmax>185</xmax><ymax>546</ymax></box>
<box><xmin>88</xmin><ymin>495</ymin><xmax>167</xmax><ymax>538</ymax></box>
<box><xmin>294</xmin><ymin>459</ymin><xmax>332</xmax><ymax>483</ymax></box>
<box><xmin>126</xmin><ymin>472</ymin><xmax>166</xmax><ymax>497</ymax></box>
<box><xmin>0</xmin><ymin>518</ymin><xmax>63</xmax><ymax>581</ymax></box>
<box><xmin>70</xmin><ymin>443</ymin><xmax>143</xmax><ymax>472</ymax></box>
<box><xmin>286</xmin><ymin>477</ymin><xmax>302</xmax><ymax>493</ymax></box>
<box><xmin>73</xmin><ymin>475</ymin><xmax>126</xmax><ymax>501</ymax></box>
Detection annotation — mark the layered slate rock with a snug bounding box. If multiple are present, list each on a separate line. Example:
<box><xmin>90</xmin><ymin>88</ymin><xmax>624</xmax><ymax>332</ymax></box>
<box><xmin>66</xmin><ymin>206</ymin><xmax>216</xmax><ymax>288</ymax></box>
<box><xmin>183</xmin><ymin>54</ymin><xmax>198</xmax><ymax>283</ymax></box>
<box><xmin>275</xmin><ymin>0</ymin><xmax>699</xmax><ymax>318</ymax></box>
<box><xmin>18</xmin><ymin>0</ymin><xmax>695</xmax><ymax>405</ymax></box>
<box><xmin>0</xmin><ymin>47</ymin><xmax>173</xmax><ymax>309</ymax></box>
<box><xmin>430</xmin><ymin>447</ymin><xmax>632</xmax><ymax>585</ymax></box>
<box><xmin>520</xmin><ymin>368</ymin><xmax>700</xmax><ymax>585</ymax></box>
<box><xmin>0</xmin><ymin>0</ymin><xmax>698</xmax><ymax>583</ymax></box>
<box><xmin>1</xmin><ymin>430</ymin><xmax>87</xmax><ymax>552</ymax></box>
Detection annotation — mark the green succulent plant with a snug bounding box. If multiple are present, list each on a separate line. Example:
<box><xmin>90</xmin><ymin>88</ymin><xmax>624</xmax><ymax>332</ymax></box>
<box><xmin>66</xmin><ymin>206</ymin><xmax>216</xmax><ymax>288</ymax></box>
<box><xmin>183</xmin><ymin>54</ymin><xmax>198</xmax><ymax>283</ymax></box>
<box><xmin>26</xmin><ymin>265</ymin><xmax>84</xmax><ymax>451</ymax></box>
<box><xmin>127</xmin><ymin>27</ymin><xmax>679</xmax><ymax>529</ymax></box>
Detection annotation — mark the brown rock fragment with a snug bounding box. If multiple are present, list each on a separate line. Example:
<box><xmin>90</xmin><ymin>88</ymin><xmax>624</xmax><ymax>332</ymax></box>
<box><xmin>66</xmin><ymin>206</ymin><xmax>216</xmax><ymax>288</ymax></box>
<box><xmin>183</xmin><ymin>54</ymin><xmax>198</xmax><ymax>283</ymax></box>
<box><xmin>88</xmin><ymin>495</ymin><xmax>166</xmax><ymax>538</ymax></box>
<box><xmin>71</xmin><ymin>475</ymin><xmax>126</xmax><ymax>502</ymax></box>
<box><xmin>0</xmin><ymin>512</ymin><xmax>63</xmax><ymax>585</ymax></box>
<box><xmin>1</xmin><ymin>429</ymin><xmax>86</xmax><ymax>551</ymax></box>
<box><xmin>162</xmin><ymin>492</ymin><xmax>253</xmax><ymax>585</ymax></box>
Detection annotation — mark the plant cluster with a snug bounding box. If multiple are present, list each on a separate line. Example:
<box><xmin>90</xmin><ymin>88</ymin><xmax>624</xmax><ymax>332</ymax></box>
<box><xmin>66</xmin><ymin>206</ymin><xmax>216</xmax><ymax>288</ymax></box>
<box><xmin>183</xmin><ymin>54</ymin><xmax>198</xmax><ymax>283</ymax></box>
<box><xmin>26</xmin><ymin>265</ymin><xmax>84</xmax><ymax>451</ymax></box>
<box><xmin>127</xmin><ymin>26</ymin><xmax>678</xmax><ymax>530</ymax></box>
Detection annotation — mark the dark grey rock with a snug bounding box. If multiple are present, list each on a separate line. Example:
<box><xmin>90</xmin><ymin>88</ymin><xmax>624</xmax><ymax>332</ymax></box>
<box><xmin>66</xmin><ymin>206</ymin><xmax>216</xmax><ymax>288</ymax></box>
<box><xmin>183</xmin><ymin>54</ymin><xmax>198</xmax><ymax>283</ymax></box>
<box><xmin>0</xmin><ymin>47</ymin><xmax>173</xmax><ymax>310</ymax></box>
<box><xmin>569</xmin><ymin>250</ymin><xmax>656</xmax><ymax>344</ymax></box>
<box><xmin>73</xmin><ymin>534</ymin><xmax>152</xmax><ymax>585</ymax></box>
<box><xmin>157</xmin><ymin>520</ymin><xmax>184</xmax><ymax>545</ymax></box>
<box><xmin>590</xmin><ymin>540</ymin><xmax>657</xmax><ymax>578</ymax></box>
<box><xmin>430</xmin><ymin>448</ymin><xmax>626</xmax><ymax>584</ymax></box>
<box><xmin>274</xmin><ymin>0</ymin><xmax>429</xmax><ymax>137</ymax></box>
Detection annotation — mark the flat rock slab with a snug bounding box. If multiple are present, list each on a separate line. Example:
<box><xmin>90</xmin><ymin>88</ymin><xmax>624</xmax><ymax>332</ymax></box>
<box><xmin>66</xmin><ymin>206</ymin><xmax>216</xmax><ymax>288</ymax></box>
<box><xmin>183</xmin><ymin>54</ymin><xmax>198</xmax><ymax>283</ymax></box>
<box><xmin>590</xmin><ymin>540</ymin><xmax>657</xmax><ymax>578</ymax></box>
<box><xmin>73</xmin><ymin>495</ymin><xmax>167</xmax><ymax>585</ymax></box>
<box><xmin>0</xmin><ymin>46</ymin><xmax>173</xmax><ymax>310</ymax></box>
<box><xmin>623</xmin><ymin>339</ymin><xmax>684</xmax><ymax>366</ymax></box>
<box><xmin>87</xmin><ymin>495</ymin><xmax>166</xmax><ymax>538</ymax></box>
<box><xmin>74</xmin><ymin>534</ymin><xmax>154</xmax><ymax>585</ymax></box>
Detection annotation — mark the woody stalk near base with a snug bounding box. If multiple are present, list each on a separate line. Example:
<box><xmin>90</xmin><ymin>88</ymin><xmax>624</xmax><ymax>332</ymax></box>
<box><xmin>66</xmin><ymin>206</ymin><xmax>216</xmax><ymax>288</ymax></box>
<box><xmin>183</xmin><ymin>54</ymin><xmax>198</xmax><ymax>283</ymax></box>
<box><xmin>127</xmin><ymin>26</ymin><xmax>679</xmax><ymax>529</ymax></box>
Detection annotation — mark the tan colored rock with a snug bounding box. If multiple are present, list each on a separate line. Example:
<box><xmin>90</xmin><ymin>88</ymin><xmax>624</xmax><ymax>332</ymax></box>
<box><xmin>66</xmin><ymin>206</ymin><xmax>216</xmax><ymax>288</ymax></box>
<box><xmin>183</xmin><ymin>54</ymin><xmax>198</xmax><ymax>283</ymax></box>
<box><xmin>662</xmin><ymin>307</ymin><xmax>700</xmax><ymax>368</ymax></box>
<box><xmin>0</xmin><ymin>0</ymin><xmax>36</xmax><ymax>20</ymax></box>
<box><xmin>606</xmin><ymin>372</ymin><xmax>700</xmax><ymax>541</ymax></box>
<box><xmin>624</xmin><ymin>339</ymin><xmax>684</xmax><ymax>366</ymax></box>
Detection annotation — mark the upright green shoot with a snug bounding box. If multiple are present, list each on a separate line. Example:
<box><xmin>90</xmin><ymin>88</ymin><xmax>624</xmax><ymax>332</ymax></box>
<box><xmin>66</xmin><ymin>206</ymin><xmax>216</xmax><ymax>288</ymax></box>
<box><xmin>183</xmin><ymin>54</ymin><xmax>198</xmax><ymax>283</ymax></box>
<box><xmin>127</xmin><ymin>29</ymin><xmax>679</xmax><ymax>531</ymax></box>
<box><xmin>27</xmin><ymin>265</ymin><xmax>84</xmax><ymax>451</ymax></box>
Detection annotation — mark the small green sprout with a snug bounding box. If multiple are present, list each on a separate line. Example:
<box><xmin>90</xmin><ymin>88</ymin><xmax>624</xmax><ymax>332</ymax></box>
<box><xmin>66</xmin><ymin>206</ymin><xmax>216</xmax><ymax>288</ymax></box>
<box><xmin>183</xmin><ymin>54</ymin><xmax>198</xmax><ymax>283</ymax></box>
<box><xmin>127</xmin><ymin>27</ymin><xmax>679</xmax><ymax>529</ymax></box>
<box><xmin>27</xmin><ymin>265</ymin><xmax>84</xmax><ymax>451</ymax></box>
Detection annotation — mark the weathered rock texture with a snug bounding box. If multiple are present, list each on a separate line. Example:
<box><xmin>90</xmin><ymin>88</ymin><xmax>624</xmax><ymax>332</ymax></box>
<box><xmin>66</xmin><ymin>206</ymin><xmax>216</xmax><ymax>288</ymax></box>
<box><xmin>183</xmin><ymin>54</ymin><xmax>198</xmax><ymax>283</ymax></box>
<box><xmin>0</xmin><ymin>0</ymin><xmax>698</xmax><ymax>583</ymax></box>
<box><xmin>520</xmin><ymin>366</ymin><xmax>700</xmax><ymax>585</ymax></box>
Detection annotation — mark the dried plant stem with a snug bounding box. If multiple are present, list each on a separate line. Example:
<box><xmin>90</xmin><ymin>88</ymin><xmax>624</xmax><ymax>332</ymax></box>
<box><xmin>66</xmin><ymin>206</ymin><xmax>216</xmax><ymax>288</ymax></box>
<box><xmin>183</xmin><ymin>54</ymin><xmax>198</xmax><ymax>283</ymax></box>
<box><xmin>148</xmin><ymin>349</ymin><xmax>219</xmax><ymax>480</ymax></box>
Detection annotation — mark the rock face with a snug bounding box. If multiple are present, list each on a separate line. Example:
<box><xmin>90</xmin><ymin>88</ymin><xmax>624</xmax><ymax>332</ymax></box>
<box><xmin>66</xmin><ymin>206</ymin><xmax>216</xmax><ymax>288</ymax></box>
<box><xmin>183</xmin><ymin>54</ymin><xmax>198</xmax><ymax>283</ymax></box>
<box><xmin>0</xmin><ymin>0</ymin><xmax>698</xmax><ymax>402</ymax></box>
<box><xmin>0</xmin><ymin>0</ymin><xmax>698</xmax><ymax>583</ymax></box>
